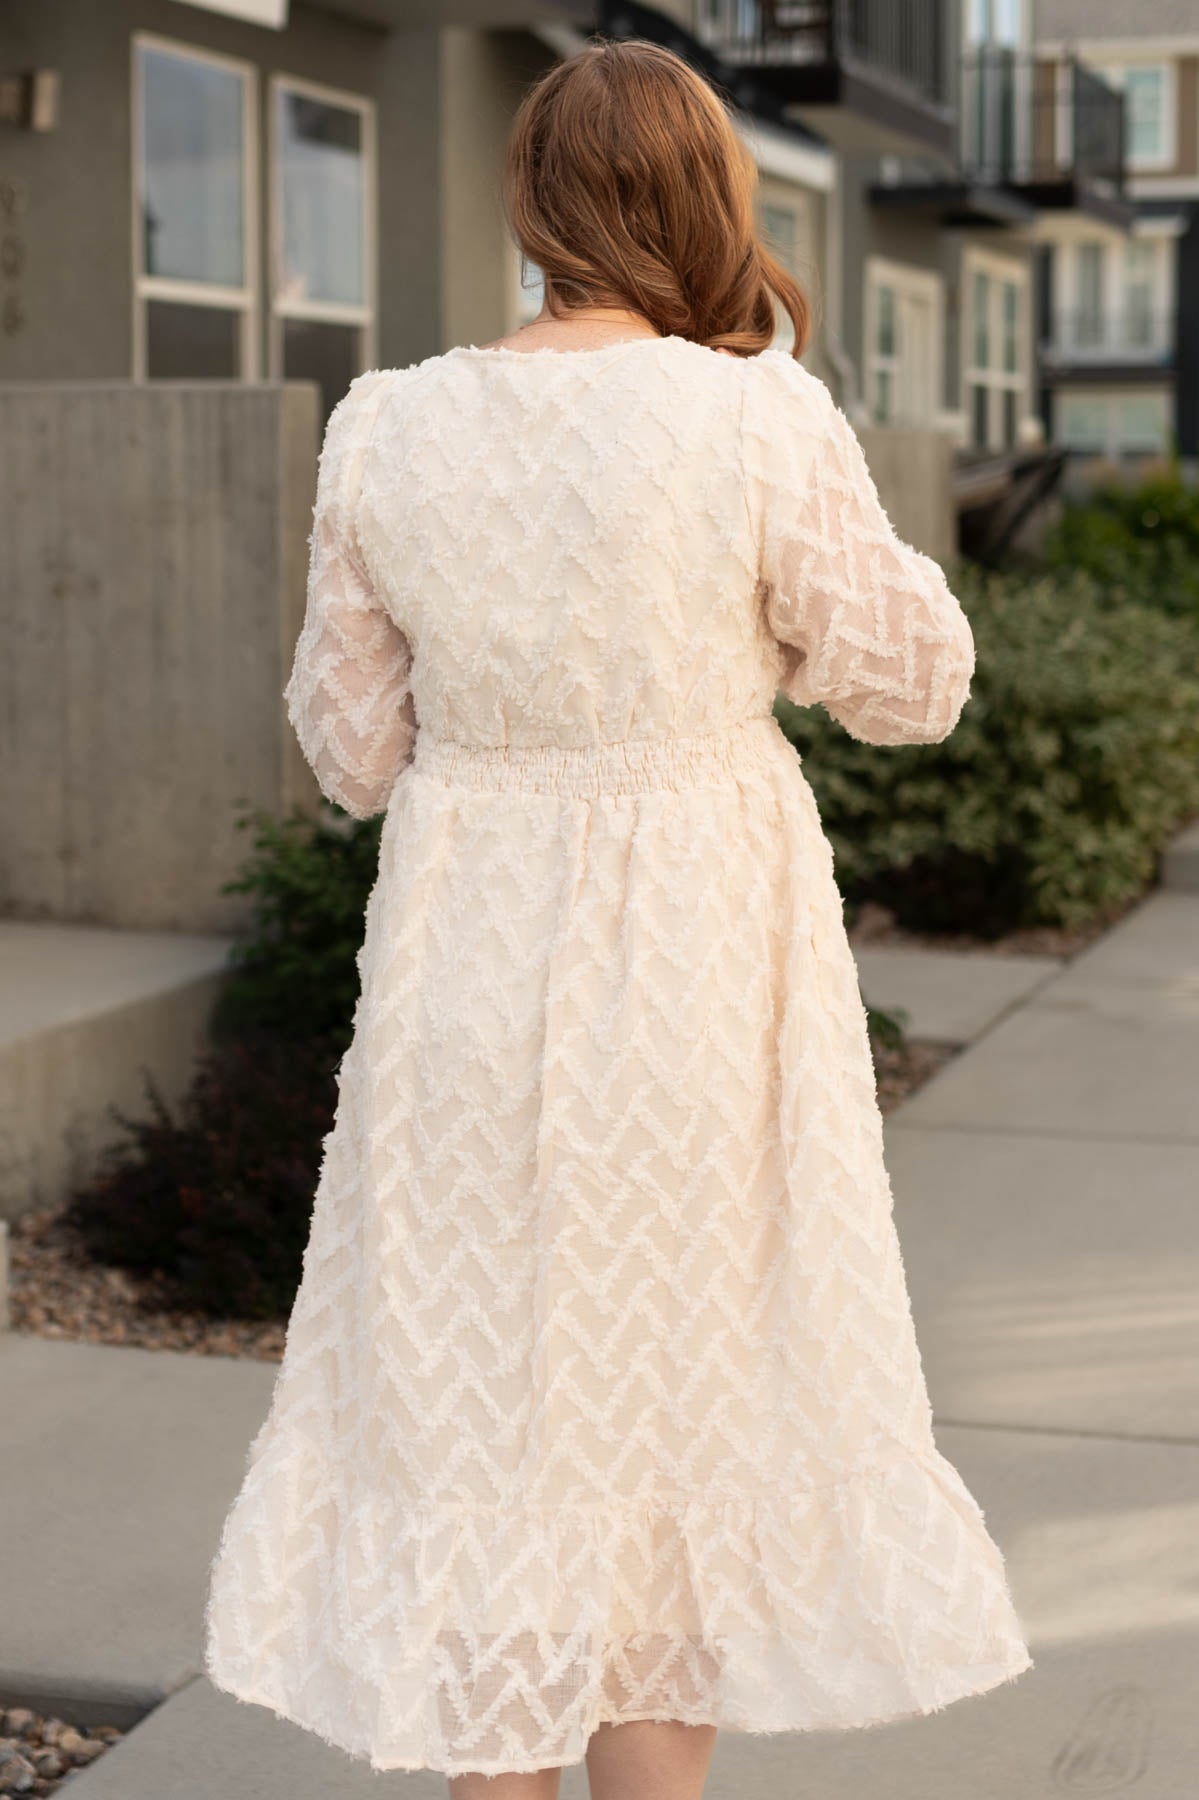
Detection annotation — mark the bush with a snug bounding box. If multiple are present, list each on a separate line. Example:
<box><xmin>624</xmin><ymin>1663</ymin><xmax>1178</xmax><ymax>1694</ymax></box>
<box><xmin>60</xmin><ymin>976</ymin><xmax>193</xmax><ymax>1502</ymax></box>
<box><xmin>67</xmin><ymin>801</ymin><xmax>383</xmax><ymax>1319</ymax></box>
<box><xmin>775</xmin><ymin>564</ymin><xmax>1199</xmax><ymax>936</ymax></box>
<box><xmin>1043</xmin><ymin>466</ymin><xmax>1199</xmax><ymax>621</ymax></box>
<box><xmin>211</xmin><ymin>806</ymin><xmax>382</xmax><ymax>1055</ymax></box>
<box><xmin>66</xmin><ymin>1028</ymin><xmax>339</xmax><ymax>1319</ymax></box>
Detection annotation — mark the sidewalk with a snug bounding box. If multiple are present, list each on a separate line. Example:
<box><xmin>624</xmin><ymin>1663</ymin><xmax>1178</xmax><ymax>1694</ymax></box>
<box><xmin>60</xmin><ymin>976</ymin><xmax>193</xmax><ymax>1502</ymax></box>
<box><xmin>1</xmin><ymin>884</ymin><xmax>1196</xmax><ymax>1797</ymax></box>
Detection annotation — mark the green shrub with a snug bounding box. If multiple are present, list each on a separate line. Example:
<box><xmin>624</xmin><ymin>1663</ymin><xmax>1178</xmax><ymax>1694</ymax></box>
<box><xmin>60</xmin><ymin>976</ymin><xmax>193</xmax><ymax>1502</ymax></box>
<box><xmin>1044</xmin><ymin>466</ymin><xmax>1199</xmax><ymax>620</ymax></box>
<box><xmin>775</xmin><ymin>564</ymin><xmax>1199</xmax><ymax>935</ymax></box>
<box><xmin>66</xmin><ymin>1028</ymin><xmax>338</xmax><ymax>1319</ymax></box>
<box><xmin>211</xmin><ymin>805</ymin><xmax>381</xmax><ymax>1055</ymax></box>
<box><xmin>67</xmin><ymin>800</ymin><xmax>383</xmax><ymax>1319</ymax></box>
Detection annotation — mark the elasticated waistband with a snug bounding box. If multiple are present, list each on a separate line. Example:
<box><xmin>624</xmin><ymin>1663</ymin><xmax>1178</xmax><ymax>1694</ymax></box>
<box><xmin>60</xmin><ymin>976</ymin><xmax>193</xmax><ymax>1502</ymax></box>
<box><xmin>410</xmin><ymin>715</ymin><xmax>785</xmax><ymax>796</ymax></box>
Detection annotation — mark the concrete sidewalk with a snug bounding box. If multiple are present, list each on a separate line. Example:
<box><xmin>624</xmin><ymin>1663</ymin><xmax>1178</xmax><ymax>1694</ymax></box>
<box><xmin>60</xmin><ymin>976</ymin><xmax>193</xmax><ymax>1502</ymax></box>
<box><xmin>2</xmin><ymin>885</ymin><xmax>1197</xmax><ymax>1797</ymax></box>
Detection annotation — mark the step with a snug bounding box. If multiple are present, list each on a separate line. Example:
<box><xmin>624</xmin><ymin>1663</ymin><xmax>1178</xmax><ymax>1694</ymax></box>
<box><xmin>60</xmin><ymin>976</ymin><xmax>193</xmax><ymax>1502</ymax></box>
<box><xmin>0</xmin><ymin>1333</ymin><xmax>275</xmax><ymax>1729</ymax></box>
<box><xmin>0</xmin><ymin>920</ymin><xmax>234</xmax><ymax>1222</ymax></box>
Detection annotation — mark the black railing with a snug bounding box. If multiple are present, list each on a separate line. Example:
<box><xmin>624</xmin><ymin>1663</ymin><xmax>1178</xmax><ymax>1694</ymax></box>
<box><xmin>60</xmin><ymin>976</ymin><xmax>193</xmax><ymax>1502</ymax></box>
<box><xmin>696</xmin><ymin>0</ymin><xmax>949</xmax><ymax>106</ymax></box>
<box><xmin>1041</xmin><ymin>308</ymin><xmax>1175</xmax><ymax>362</ymax></box>
<box><xmin>842</xmin><ymin>0</ymin><xmax>945</xmax><ymax>103</ymax></box>
<box><xmin>960</xmin><ymin>49</ymin><xmax>1125</xmax><ymax>190</ymax></box>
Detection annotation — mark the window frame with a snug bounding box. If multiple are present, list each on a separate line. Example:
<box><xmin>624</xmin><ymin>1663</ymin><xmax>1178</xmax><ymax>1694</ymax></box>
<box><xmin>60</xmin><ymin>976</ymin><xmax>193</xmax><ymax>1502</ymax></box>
<box><xmin>131</xmin><ymin>31</ymin><xmax>260</xmax><ymax>382</ymax></box>
<box><xmin>1056</xmin><ymin>386</ymin><xmax>1172</xmax><ymax>458</ymax></box>
<box><xmin>509</xmin><ymin>238</ymin><xmax>545</xmax><ymax>330</ymax></box>
<box><xmin>760</xmin><ymin>196</ymin><xmax>810</xmax><ymax>354</ymax></box>
<box><xmin>1088</xmin><ymin>57</ymin><xmax>1177</xmax><ymax>173</ymax></box>
<box><xmin>1052</xmin><ymin>229</ymin><xmax>1172</xmax><ymax>359</ymax></box>
<box><xmin>267</xmin><ymin>71</ymin><xmax>378</xmax><ymax>382</ymax></box>
<box><xmin>962</xmin><ymin>247</ymin><xmax>1030</xmax><ymax>451</ymax></box>
<box><xmin>863</xmin><ymin>255</ymin><xmax>945</xmax><ymax>429</ymax></box>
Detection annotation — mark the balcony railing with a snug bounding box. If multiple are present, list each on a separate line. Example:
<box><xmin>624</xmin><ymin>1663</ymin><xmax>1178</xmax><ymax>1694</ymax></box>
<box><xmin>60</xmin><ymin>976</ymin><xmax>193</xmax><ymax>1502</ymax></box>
<box><xmin>1041</xmin><ymin>309</ymin><xmax>1175</xmax><ymax>364</ymax></box>
<box><xmin>696</xmin><ymin>0</ymin><xmax>949</xmax><ymax>106</ymax></box>
<box><xmin>960</xmin><ymin>48</ymin><xmax>1125</xmax><ymax>191</ymax></box>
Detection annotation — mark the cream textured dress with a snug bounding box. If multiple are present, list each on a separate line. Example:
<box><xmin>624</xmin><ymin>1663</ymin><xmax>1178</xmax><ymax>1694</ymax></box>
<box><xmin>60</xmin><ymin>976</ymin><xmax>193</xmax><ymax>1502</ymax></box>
<box><xmin>203</xmin><ymin>335</ymin><xmax>1033</xmax><ymax>1775</ymax></box>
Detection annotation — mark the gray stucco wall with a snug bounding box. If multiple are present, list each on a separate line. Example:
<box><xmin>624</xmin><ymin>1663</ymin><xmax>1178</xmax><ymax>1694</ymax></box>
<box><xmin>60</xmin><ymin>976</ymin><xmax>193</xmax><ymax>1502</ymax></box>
<box><xmin>440</xmin><ymin>28</ymin><xmax>556</xmax><ymax>349</ymax></box>
<box><xmin>0</xmin><ymin>382</ymin><xmax>319</xmax><ymax>932</ymax></box>
<box><xmin>837</xmin><ymin>154</ymin><xmax>949</xmax><ymax>413</ymax></box>
<box><xmin>0</xmin><ymin>0</ymin><xmax>441</xmax><ymax>380</ymax></box>
<box><xmin>859</xmin><ymin>424</ymin><xmax>955</xmax><ymax>563</ymax></box>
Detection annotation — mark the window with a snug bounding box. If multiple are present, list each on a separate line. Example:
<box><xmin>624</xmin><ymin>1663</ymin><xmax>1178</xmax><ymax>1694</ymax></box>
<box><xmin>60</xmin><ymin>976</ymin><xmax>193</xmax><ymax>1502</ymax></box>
<box><xmin>761</xmin><ymin>202</ymin><xmax>801</xmax><ymax>353</ymax></box>
<box><xmin>1002</xmin><ymin>278</ymin><xmax>1019</xmax><ymax>373</ymax></box>
<box><xmin>1056</xmin><ymin>393</ymin><xmax>1107</xmax><ymax>454</ymax></box>
<box><xmin>864</xmin><ymin>258</ymin><xmax>942</xmax><ymax>429</ymax></box>
<box><xmin>1117</xmin><ymin>390</ymin><xmax>1171</xmax><ymax>452</ymax></box>
<box><xmin>965</xmin><ymin>0</ymin><xmax>1022</xmax><ymax>46</ymax></box>
<box><xmin>1125</xmin><ymin>66</ymin><xmax>1168</xmax><ymax>164</ymax></box>
<box><xmin>1123</xmin><ymin>240</ymin><xmax>1156</xmax><ymax>349</ymax></box>
<box><xmin>964</xmin><ymin>252</ymin><xmax>1027</xmax><ymax>450</ymax></box>
<box><xmin>1091</xmin><ymin>61</ymin><xmax>1175</xmax><ymax>172</ymax></box>
<box><xmin>873</xmin><ymin>283</ymin><xmax>896</xmax><ymax>422</ymax></box>
<box><xmin>972</xmin><ymin>269</ymin><xmax>991</xmax><ymax>368</ymax></box>
<box><xmin>1053</xmin><ymin>233</ymin><xmax>1170</xmax><ymax>359</ymax></box>
<box><xmin>133</xmin><ymin>35</ymin><xmax>257</xmax><ymax>379</ymax></box>
<box><xmin>515</xmin><ymin>255</ymin><xmax>545</xmax><ymax>326</ymax></box>
<box><xmin>270</xmin><ymin>76</ymin><xmax>375</xmax><ymax>422</ymax></box>
<box><xmin>1057</xmin><ymin>388</ymin><xmax>1170</xmax><ymax>458</ymax></box>
<box><xmin>1076</xmin><ymin>241</ymin><xmax>1105</xmax><ymax>349</ymax></box>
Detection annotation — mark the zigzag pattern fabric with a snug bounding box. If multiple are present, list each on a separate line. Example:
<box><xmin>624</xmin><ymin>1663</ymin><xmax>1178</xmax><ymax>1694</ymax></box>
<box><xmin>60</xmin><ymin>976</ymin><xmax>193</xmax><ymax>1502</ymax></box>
<box><xmin>203</xmin><ymin>338</ymin><xmax>1032</xmax><ymax>1776</ymax></box>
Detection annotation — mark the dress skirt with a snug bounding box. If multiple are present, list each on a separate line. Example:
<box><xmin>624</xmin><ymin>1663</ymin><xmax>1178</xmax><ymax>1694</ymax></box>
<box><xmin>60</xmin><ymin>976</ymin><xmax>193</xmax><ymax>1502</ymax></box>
<box><xmin>202</xmin><ymin>714</ymin><xmax>1032</xmax><ymax>1775</ymax></box>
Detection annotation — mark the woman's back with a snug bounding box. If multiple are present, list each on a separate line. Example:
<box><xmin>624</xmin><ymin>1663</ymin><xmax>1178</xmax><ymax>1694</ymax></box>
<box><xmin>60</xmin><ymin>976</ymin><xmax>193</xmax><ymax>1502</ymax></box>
<box><xmin>286</xmin><ymin>338</ymin><xmax>976</xmax><ymax>819</ymax></box>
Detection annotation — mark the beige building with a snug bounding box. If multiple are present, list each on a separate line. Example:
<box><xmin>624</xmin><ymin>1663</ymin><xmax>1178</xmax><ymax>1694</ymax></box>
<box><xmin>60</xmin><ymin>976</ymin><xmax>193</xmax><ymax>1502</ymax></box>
<box><xmin>1032</xmin><ymin>1</ymin><xmax>1199</xmax><ymax>466</ymax></box>
<box><xmin>1022</xmin><ymin>3</ymin><xmax>1195</xmax><ymax>464</ymax></box>
<box><xmin>0</xmin><ymin>0</ymin><xmax>834</xmax><ymax>413</ymax></box>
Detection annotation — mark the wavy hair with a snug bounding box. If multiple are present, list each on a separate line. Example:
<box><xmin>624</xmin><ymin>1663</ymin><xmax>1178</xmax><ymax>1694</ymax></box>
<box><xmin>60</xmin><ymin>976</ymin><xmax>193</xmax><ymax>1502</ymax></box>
<box><xmin>503</xmin><ymin>37</ymin><xmax>811</xmax><ymax>359</ymax></box>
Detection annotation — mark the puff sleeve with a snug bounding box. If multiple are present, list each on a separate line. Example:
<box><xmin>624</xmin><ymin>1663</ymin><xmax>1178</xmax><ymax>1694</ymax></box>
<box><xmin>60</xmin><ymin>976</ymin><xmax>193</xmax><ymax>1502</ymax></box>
<box><xmin>284</xmin><ymin>370</ymin><xmax>418</xmax><ymax>819</ymax></box>
<box><xmin>745</xmin><ymin>350</ymin><xmax>974</xmax><ymax>747</ymax></box>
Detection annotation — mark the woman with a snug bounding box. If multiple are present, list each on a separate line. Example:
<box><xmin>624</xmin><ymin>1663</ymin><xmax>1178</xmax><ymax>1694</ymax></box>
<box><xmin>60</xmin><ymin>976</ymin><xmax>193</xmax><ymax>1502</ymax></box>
<box><xmin>203</xmin><ymin>36</ymin><xmax>1032</xmax><ymax>1800</ymax></box>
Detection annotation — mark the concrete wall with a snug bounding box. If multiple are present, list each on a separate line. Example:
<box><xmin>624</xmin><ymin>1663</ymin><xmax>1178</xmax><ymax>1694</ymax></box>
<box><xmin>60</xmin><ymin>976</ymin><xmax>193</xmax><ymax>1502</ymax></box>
<box><xmin>0</xmin><ymin>921</ymin><xmax>233</xmax><ymax>1221</ymax></box>
<box><xmin>440</xmin><ymin>29</ymin><xmax>556</xmax><ymax>348</ymax></box>
<box><xmin>755</xmin><ymin>171</ymin><xmax>839</xmax><ymax>389</ymax></box>
<box><xmin>378</xmin><ymin>27</ymin><xmax>445</xmax><ymax>367</ymax></box>
<box><xmin>837</xmin><ymin>154</ymin><xmax>948</xmax><ymax>412</ymax></box>
<box><xmin>859</xmin><ymin>425</ymin><xmax>956</xmax><ymax>564</ymax></box>
<box><xmin>0</xmin><ymin>382</ymin><xmax>319</xmax><ymax>932</ymax></box>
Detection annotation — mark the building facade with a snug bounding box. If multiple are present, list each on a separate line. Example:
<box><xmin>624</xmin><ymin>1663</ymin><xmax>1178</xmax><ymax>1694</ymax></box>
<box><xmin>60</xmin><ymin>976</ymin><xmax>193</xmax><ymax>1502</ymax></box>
<box><xmin>0</xmin><ymin>0</ymin><xmax>834</xmax><ymax>420</ymax></box>
<box><xmin>693</xmin><ymin>0</ymin><xmax>1130</xmax><ymax>549</ymax></box>
<box><xmin>1033</xmin><ymin>0</ymin><xmax>1199</xmax><ymax>467</ymax></box>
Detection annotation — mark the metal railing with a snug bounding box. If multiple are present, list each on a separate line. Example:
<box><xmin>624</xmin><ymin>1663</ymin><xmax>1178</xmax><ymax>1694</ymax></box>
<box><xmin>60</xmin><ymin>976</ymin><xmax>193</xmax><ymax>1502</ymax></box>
<box><xmin>1041</xmin><ymin>308</ymin><xmax>1175</xmax><ymax>362</ymax></box>
<box><xmin>695</xmin><ymin>0</ymin><xmax>949</xmax><ymax>105</ymax></box>
<box><xmin>959</xmin><ymin>49</ymin><xmax>1125</xmax><ymax>189</ymax></box>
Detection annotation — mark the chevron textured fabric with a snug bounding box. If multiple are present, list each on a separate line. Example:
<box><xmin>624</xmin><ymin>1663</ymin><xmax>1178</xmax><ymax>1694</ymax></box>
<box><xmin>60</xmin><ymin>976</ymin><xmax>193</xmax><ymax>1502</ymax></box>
<box><xmin>203</xmin><ymin>337</ymin><xmax>1033</xmax><ymax>1775</ymax></box>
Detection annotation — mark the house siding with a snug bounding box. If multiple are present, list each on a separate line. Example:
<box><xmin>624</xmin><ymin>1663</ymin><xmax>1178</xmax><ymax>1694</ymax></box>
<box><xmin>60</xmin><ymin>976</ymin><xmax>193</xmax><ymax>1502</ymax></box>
<box><xmin>0</xmin><ymin>0</ymin><xmax>439</xmax><ymax>382</ymax></box>
<box><xmin>440</xmin><ymin>29</ymin><xmax>556</xmax><ymax>352</ymax></box>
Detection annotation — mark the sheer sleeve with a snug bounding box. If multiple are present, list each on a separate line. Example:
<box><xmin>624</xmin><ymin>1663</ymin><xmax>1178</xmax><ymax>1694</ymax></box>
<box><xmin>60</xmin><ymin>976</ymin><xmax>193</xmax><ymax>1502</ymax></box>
<box><xmin>284</xmin><ymin>369</ymin><xmax>417</xmax><ymax>820</ymax></box>
<box><xmin>744</xmin><ymin>350</ymin><xmax>974</xmax><ymax>747</ymax></box>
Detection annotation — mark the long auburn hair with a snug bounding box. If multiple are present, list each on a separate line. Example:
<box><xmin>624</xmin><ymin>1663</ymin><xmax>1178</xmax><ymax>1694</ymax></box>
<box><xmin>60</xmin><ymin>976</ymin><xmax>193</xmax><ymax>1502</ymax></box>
<box><xmin>503</xmin><ymin>37</ymin><xmax>811</xmax><ymax>359</ymax></box>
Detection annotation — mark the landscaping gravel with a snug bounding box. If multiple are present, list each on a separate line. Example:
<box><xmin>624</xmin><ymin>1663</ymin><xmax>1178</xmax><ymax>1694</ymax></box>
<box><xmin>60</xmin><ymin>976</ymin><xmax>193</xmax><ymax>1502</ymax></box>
<box><xmin>0</xmin><ymin>1708</ymin><xmax>123</xmax><ymax>1796</ymax></box>
<box><xmin>7</xmin><ymin>1209</ymin><xmax>286</xmax><ymax>1362</ymax></box>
